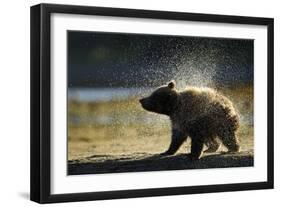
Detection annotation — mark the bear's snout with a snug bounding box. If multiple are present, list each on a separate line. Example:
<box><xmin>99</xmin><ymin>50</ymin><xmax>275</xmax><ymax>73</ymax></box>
<box><xmin>139</xmin><ymin>98</ymin><xmax>150</xmax><ymax>110</ymax></box>
<box><xmin>139</xmin><ymin>98</ymin><xmax>146</xmax><ymax>106</ymax></box>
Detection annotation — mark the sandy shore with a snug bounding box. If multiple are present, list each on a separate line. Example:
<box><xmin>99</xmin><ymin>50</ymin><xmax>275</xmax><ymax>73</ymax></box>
<box><xmin>68</xmin><ymin>151</ymin><xmax>253</xmax><ymax>175</ymax></box>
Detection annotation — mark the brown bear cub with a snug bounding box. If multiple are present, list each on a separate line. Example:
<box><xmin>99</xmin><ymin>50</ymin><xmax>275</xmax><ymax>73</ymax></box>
<box><xmin>139</xmin><ymin>81</ymin><xmax>240</xmax><ymax>160</ymax></box>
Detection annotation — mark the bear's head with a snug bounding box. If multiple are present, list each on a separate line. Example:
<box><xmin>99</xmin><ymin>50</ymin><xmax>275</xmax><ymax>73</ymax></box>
<box><xmin>139</xmin><ymin>80</ymin><xmax>178</xmax><ymax>115</ymax></box>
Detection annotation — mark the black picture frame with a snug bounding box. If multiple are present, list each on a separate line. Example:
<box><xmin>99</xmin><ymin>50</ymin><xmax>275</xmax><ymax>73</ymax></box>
<box><xmin>30</xmin><ymin>3</ymin><xmax>274</xmax><ymax>204</ymax></box>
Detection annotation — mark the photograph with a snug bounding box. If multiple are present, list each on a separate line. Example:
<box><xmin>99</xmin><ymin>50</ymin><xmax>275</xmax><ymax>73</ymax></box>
<box><xmin>67</xmin><ymin>31</ymin><xmax>254</xmax><ymax>175</ymax></box>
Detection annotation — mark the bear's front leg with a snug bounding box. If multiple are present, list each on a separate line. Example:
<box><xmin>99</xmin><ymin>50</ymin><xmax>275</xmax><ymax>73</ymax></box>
<box><xmin>160</xmin><ymin>129</ymin><xmax>186</xmax><ymax>156</ymax></box>
<box><xmin>189</xmin><ymin>138</ymin><xmax>204</xmax><ymax>160</ymax></box>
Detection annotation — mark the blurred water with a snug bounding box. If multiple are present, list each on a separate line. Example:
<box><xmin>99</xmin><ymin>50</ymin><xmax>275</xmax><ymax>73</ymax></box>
<box><xmin>68</xmin><ymin>87</ymin><xmax>152</xmax><ymax>102</ymax></box>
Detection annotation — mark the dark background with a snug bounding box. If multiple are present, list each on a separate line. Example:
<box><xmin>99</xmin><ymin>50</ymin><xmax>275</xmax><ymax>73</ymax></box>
<box><xmin>68</xmin><ymin>31</ymin><xmax>253</xmax><ymax>88</ymax></box>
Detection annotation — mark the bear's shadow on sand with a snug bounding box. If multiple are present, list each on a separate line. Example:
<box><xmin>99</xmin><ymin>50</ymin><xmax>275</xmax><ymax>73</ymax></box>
<box><xmin>68</xmin><ymin>152</ymin><xmax>253</xmax><ymax>175</ymax></box>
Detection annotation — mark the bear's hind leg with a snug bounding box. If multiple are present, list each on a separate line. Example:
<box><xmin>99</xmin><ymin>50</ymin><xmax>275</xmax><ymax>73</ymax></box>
<box><xmin>204</xmin><ymin>138</ymin><xmax>221</xmax><ymax>153</ymax></box>
<box><xmin>219</xmin><ymin>129</ymin><xmax>240</xmax><ymax>153</ymax></box>
<box><xmin>161</xmin><ymin>129</ymin><xmax>186</xmax><ymax>156</ymax></box>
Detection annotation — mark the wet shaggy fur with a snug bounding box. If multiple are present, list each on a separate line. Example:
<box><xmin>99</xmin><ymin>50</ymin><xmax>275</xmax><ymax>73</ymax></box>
<box><xmin>139</xmin><ymin>81</ymin><xmax>240</xmax><ymax>160</ymax></box>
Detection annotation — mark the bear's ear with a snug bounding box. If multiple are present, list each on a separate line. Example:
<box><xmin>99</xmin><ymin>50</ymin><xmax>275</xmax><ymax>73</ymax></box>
<box><xmin>168</xmin><ymin>80</ymin><xmax>176</xmax><ymax>89</ymax></box>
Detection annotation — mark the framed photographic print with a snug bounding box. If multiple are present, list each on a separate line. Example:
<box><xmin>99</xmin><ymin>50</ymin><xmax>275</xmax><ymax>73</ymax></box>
<box><xmin>30</xmin><ymin>3</ymin><xmax>274</xmax><ymax>203</ymax></box>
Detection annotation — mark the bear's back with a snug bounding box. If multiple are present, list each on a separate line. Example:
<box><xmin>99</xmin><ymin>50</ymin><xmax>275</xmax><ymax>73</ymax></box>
<box><xmin>179</xmin><ymin>86</ymin><xmax>219</xmax><ymax>110</ymax></box>
<box><xmin>176</xmin><ymin>86</ymin><xmax>239</xmax><ymax>130</ymax></box>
